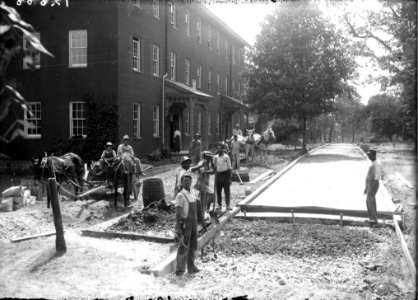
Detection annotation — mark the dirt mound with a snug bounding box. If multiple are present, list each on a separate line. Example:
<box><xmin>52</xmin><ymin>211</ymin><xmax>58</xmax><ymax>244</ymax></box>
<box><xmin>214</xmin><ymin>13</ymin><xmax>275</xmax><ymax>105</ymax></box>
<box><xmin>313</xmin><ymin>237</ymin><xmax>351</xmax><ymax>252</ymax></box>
<box><xmin>215</xmin><ymin>220</ymin><xmax>389</xmax><ymax>258</ymax></box>
<box><xmin>107</xmin><ymin>200</ymin><xmax>176</xmax><ymax>233</ymax></box>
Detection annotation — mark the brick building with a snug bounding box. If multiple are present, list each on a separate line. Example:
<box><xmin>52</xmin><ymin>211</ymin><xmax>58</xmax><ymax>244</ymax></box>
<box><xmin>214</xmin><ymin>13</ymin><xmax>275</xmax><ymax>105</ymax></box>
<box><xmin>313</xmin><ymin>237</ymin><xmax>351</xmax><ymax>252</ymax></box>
<box><xmin>4</xmin><ymin>1</ymin><xmax>249</xmax><ymax>159</ymax></box>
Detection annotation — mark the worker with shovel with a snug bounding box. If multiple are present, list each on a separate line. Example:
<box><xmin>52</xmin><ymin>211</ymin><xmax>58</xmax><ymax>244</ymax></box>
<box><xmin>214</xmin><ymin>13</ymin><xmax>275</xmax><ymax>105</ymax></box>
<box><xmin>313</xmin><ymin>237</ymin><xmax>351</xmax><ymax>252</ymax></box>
<box><xmin>174</xmin><ymin>172</ymin><xmax>201</xmax><ymax>276</ymax></box>
<box><xmin>213</xmin><ymin>143</ymin><xmax>233</xmax><ymax>211</ymax></box>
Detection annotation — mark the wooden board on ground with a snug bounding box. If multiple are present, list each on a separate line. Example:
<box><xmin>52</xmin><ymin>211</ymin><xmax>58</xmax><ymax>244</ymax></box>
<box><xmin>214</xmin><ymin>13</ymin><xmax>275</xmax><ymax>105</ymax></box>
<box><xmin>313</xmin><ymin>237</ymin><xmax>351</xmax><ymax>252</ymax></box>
<box><xmin>231</xmin><ymin>170</ymin><xmax>250</xmax><ymax>182</ymax></box>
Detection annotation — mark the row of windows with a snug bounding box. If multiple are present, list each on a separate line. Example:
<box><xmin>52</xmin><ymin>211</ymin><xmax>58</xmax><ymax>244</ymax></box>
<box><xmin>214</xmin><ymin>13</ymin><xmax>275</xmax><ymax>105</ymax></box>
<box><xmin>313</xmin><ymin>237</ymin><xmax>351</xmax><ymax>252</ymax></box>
<box><xmin>24</xmin><ymin>31</ymin><xmax>242</xmax><ymax>97</ymax></box>
<box><xmin>23</xmin><ymin>102</ymin><xmax>221</xmax><ymax>139</ymax></box>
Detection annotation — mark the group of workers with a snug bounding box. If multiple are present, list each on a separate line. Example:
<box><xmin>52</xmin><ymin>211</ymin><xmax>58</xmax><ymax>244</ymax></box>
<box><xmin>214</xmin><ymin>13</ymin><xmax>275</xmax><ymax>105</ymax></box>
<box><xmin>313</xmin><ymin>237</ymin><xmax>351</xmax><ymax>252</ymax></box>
<box><xmin>173</xmin><ymin>139</ymin><xmax>236</xmax><ymax>276</ymax></box>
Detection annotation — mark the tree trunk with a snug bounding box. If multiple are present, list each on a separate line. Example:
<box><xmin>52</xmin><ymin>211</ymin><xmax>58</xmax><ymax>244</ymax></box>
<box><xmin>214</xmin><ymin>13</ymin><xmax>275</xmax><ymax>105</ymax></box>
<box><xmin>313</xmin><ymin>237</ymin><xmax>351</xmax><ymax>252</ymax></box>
<box><xmin>328</xmin><ymin>123</ymin><xmax>333</xmax><ymax>143</ymax></box>
<box><xmin>48</xmin><ymin>178</ymin><xmax>67</xmax><ymax>253</ymax></box>
<box><xmin>352</xmin><ymin>131</ymin><xmax>355</xmax><ymax>143</ymax></box>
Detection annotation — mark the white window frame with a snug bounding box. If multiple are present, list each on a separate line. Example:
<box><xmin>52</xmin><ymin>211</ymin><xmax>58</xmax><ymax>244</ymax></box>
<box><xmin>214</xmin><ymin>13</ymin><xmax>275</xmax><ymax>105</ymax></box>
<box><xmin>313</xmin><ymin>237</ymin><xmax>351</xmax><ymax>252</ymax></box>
<box><xmin>216</xmin><ymin>113</ymin><xmax>220</xmax><ymax>135</ymax></box>
<box><xmin>133</xmin><ymin>103</ymin><xmax>141</xmax><ymax>139</ymax></box>
<box><xmin>169</xmin><ymin>2</ymin><xmax>176</xmax><ymax>27</ymax></box>
<box><xmin>207</xmin><ymin>111</ymin><xmax>212</xmax><ymax>136</ymax></box>
<box><xmin>23</xmin><ymin>32</ymin><xmax>40</xmax><ymax>70</ymax></box>
<box><xmin>69</xmin><ymin>101</ymin><xmax>86</xmax><ymax>138</ymax></box>
<box><xmin>232</xmin><ymin>44</ymin><xmax>235</xmax><ymax>65</ymax></box>
<box><xmin>224</xmin><ymin>76</ymin><xmax>228</xmax><ymax>95</ymax></box>
<box><xmin>69</xmin><ymin>30</ymin><xmax>87</xmax><ymax>68</ymax></box>
<box><xmin>132</xmin><ymin>37</ymin><xmax>141</xmax><ymax>72</ymax></box>
<box><xmin>197</xmin><ymin>64</ymin><xmax>202</xmax><ymax>89</ymax></box>
<box><xmin>197</xmin><ymin>110</ymin><xmax>202</xmax><ymax>135</ymax></box>
<box><xmin>184</xmin><ymin>109</ymin><xmax>190</xmax><ymax>136</ymax></box>
<box><xmin>225</xmin><ymin>38</ymin><xmax>228</xmax><ymax>60</ymax></box>
<box><xmin>216</xmin><ymin>31</ymin><xmax>220</xmax><ymax>54</ymax></box>
<box><xmin>170</xmin><ymin>51</ymin><xmax>176</xmax><ymax>81</ymax></box>
<box><xmin>153</xmin><ymin>105</ymin><xmax>160</xmax><ymax>137</ymax></box>
<box><xmin>208</xmin><ymin>68</ymin><xmax>212</xmax><ymax>92</ymax></box>
<box><xmin>24</xmin><ymin>102</ymin><xmax>41</xmax><ymax>139</ymax></box>
<box><xmin>197</xmin><ymin>18</ymin><xmax>202</xmax><ymax>43</ymax></box>
<box><xmin>216</xmin><ymin>72</ymin><xmax>220</xmax><ymax>94</ymax></box>
<box><xmin>152</xmin><ymin>0</ymin><xmax>160</xmax><ymax>19</ymax></box>
<box><xmin>152</xmin><ymin>44</ymin><xmax>160</xmax><ymax>77</ymax></box>
<box><xmin>208</xmin><ymin>25</ymin><xmax>212</xmax><ymax>49</ymax></box>
<box><xmin>185</xmin><ymin>10</ymin><xmax>190</xmax><ymax>36</ymax></box>
<box><xmin>185</xmin><ymin>58</ymin><xmax>190</xmax><ymax>85</ymax></box>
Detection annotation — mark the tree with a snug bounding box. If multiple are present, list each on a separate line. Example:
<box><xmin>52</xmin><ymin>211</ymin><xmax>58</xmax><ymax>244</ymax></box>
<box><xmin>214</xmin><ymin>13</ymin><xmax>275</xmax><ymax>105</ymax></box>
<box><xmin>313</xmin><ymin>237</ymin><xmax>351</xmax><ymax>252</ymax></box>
<box><xmin>334</xmin><ymin>94</ymin><xmax>367</xmax><ymax>143</ymax></box>
<box><xmin>246</xmin><ymin>1</ymin><xmax>357</xmax><ymax>151</ymax></box>
<box><xmin>343</xmin><ymin>0</ymin><xmax>417</xmax><ymax>143</ymax></box>
<box><xmin>365</xmin><ymin>94</ymin><xmax>404</xmax><ymax>141</ymax></box>
<box><xmin>0</xmin><ymin>2</ymin><xmax>53</xmax><ymax>143</ymax></box>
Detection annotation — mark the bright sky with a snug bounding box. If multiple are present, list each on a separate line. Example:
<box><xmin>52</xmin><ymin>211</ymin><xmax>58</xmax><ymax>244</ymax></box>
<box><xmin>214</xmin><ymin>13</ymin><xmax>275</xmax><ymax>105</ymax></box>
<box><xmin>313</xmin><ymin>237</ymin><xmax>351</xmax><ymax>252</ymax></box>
<box><xmin>207</xmin><ymin>1</ymin><xmax>389</xmax><ymax>104</ymax></box>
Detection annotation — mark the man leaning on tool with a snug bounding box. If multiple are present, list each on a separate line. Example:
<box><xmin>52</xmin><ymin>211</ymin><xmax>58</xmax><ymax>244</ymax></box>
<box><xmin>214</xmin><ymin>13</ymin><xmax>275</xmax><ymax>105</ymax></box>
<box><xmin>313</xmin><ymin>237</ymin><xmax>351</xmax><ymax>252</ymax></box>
<box><xmin>174</xmin><ymin>172</ymin><xmax>201</xmax><ymax>276</ymax></box>
<box><xmin>364</xmin><ymin>149</ymin><xmax>382</xmax><ymax>224</ymax></box>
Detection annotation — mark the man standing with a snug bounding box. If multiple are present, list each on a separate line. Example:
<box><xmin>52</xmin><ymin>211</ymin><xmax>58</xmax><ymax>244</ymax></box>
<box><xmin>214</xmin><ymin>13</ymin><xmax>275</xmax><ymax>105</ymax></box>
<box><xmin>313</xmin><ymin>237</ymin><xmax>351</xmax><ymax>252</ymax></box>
<box><xmin>173</xmin><ymin>128</ymin><xmax>181</xmax><ymax>153</ymax></box>
<box><xmin>189</xmin><ymin>133</ymin><xmax>202</xmax><ymax>164</ymax></box>
<box><xmin>213</xmin><ymin>144</ymin><xmax>232</xmax><ymax>211</ymax></box>
<box><xmin>231</xmin><ymin>135</ymin><xmax>242</xmax><ymax>170</ymax></box>
<box><xmin>193</xmin><ymin>151</ymin><xmax>214</xmax><ymax>223</ymax></box>
<box><xmin>174</xmin><ymin>156</ymin><xmax>192</xmax><ymax>197</ymax></box>
<box><xmin>364</xmin><ymin>149</ymin><xmax>382</xmax><ymax>224</ymax></box>
<box><xmin>233</xmin><ymin>123</ymin><xmax>242</xmax><ymax>136</ymax></box>
<box><xmin>175</xmin><ymin>172</ymin><xmax>200</xmax><ymax>276</ymax></box>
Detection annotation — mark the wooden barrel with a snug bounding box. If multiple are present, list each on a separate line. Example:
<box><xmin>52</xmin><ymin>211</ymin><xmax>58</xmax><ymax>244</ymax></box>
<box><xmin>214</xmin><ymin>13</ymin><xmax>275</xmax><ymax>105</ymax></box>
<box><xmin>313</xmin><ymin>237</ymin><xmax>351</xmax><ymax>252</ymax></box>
<box><xmin>142</xmin><ymin>178</ymin><xmax>165</xmax><ymax>208</ymax></box>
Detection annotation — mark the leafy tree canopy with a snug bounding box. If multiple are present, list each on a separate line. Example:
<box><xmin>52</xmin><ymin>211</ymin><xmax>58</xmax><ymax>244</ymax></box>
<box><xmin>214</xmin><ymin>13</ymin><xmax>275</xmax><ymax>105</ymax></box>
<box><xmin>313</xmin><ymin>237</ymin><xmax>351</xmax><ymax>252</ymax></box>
<box><xmin>246</xmin><ymin>1</ymin><xmax>357</xmax><ymax>123</ymax></box>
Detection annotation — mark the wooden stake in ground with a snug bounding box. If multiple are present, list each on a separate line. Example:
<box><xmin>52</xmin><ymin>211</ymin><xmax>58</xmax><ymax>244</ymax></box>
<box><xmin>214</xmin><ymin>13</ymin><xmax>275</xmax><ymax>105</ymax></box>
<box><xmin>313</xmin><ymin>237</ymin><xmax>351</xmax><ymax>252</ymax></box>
<box><xmin>48</xmin><ymin>178</ymin><xmax>67</xmax><ymax>253</ymax></box>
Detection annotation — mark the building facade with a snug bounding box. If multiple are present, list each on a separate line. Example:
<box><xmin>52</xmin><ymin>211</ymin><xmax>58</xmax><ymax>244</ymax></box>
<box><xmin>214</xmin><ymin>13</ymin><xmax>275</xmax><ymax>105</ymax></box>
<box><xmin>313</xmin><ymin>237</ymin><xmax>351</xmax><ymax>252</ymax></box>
<box><xmin>5</xmin><ymin>1</ymin><xmax>249</xmax><ymax>159</ymax></box>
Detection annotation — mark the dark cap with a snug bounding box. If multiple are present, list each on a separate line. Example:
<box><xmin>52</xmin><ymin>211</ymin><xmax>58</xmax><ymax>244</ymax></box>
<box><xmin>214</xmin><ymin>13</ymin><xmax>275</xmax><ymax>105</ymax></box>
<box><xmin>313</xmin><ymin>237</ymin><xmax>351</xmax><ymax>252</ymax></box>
<box><xmin>367</xmin><ymin>149</ymin><xmax>377</xmax><ymax>155</ymax></box>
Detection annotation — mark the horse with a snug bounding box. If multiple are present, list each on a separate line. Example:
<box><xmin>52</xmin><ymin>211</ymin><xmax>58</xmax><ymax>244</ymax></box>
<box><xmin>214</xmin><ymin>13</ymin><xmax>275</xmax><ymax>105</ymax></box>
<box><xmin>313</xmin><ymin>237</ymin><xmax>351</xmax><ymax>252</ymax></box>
<box><xmin>32</xmin><ymin>152</ymin><xmax>84</xmax><ymax>207</ymax></box>
<box><xmin>253</xmin><ymin>128</ymin><xmax>276</xmax><ymax>163</ymax></box>
<box><xmin>88</xmin><ymin>153</ymin><xmax>142</xmax><ymax>208</ymax></box>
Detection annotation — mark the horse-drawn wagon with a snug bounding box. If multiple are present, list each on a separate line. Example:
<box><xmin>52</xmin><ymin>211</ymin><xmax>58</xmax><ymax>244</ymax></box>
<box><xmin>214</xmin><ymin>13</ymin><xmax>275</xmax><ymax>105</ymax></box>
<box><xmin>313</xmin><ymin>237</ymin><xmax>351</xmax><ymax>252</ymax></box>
<box><xmin>33</xmin><ymin>152</ymin><xmax>151</xmax><ymax>208</ymax></box>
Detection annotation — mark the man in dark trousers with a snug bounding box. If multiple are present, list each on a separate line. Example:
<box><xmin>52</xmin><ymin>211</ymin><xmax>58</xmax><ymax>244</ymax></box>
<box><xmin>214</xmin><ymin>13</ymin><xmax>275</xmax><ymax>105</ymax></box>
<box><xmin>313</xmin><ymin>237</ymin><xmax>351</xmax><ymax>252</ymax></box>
<box><xmin>213</xmin><ymin>143</ymin><xmax>232</xmax><ymax>211</ymax></box>
<box><xmin>175</xmin><ymin>172</ymin><xmax>200</xmax><ymax>276</ymax></box>
<box><xmin>364</xmin><ymin>149</ymin><xmax>382</xmax><ymax>224</ymax></box>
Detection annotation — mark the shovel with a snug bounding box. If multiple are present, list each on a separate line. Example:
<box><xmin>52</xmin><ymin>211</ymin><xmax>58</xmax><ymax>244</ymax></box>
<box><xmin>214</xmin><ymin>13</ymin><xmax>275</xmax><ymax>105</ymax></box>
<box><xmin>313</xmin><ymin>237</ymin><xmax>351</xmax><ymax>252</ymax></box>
<box><xmin>235</xmin><ymin>170</ymin><xmax>244</xmax><ymax>185</ymax></box>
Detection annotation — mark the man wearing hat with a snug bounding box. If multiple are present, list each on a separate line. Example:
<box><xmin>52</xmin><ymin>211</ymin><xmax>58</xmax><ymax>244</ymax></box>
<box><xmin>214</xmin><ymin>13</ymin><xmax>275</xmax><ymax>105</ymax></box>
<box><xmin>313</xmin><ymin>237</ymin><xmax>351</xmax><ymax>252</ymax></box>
<box><xmin>117</xmin><ymin>135</ymin><xmax>135</xmax><ymax>157</ymax></box>
<box><xmin>175</xmin><ymin>172</ymin><xmax>200</xmax><ymax>275</ymax></box>
<box><xmin>174</xmin><ymin>156</ymin><xmax>193</xmax><ymax>197</ymax></box>
<box><xmin>231</xmin><ymin>135</ymin><xmax>243</xmax><ymax>170</ymax></box>
<box><xmin>213</xmin><ymin>143</ymin><xmax>232</xmax><ymax>211</ymax></box>
<box><xmin>117</xmin><ymin>134</ymin><xmax>137</xmax><ymax>174</ymax></box>
<box><xmin>189</xmin><ymin>133</ymin><xmax>202</xmax><ymax>164</ymax></box>
<box><xmin>193</xmin><ymin>151</ymin><xmax>215</xmax><ymax>223</ymax></box>
<box><xmin>100</xmin><ymin>142</ymin><xmax>117</xmax><ymax>186</ymax></box>
<box><xmin>233</xmin><ymin>123</ymin><xmax>242</xmax><ymax>137</ymax></box>
<box><xmin>364</xmin><ymin>149</ymin><xmax>382</xmax><ymax>224</ymax></box>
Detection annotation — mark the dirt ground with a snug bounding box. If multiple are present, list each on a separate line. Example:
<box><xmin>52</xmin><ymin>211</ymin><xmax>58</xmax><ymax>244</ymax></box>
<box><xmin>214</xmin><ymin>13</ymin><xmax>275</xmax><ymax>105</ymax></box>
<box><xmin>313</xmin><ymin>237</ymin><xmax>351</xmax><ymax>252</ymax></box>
<box><xmin>0</xmin><ymin>144</ymin><xmax>416</xmax><ymax>299</ymax></box>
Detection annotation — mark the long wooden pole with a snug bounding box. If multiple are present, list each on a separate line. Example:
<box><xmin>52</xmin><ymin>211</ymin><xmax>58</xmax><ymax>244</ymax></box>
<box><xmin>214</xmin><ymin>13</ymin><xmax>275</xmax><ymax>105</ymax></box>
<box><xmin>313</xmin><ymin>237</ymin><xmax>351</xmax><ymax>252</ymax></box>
<box><xmin>48</xmin><ymin>178</ymin><xmax>67</xmax><ymax>253</ymax></box>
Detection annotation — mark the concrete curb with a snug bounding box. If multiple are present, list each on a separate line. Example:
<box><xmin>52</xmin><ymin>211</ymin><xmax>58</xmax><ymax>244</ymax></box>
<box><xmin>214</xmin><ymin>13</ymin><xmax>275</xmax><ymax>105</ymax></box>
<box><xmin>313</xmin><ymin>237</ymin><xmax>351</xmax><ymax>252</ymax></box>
<box><xmin>149</xmin><ymin>144</ymin><xmax>328</xmax><ymax>277</ymax></box>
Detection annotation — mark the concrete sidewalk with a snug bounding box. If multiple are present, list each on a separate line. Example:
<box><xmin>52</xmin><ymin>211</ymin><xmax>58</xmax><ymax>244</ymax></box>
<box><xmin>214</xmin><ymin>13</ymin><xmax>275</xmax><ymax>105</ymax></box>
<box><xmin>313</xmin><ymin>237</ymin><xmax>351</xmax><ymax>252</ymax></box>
<box><xmin>247</xmin><ymin>144</ymin><xmax>397</xmax><ymax>216</ymax></box>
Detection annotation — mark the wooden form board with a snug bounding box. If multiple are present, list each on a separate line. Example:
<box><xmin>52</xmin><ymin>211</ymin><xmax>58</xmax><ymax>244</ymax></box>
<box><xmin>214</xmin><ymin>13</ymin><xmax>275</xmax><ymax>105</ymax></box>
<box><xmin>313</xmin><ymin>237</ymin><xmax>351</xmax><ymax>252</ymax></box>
<box><xmin>238</xmin><ymin>204</ymin><xmax>401</xmax><ymax>220</ymax></box>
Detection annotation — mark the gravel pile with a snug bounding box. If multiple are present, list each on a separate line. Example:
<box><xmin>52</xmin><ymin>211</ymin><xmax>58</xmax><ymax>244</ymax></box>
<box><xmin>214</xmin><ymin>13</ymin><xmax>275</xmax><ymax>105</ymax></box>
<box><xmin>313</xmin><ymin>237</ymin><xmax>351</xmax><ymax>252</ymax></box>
<box><xmin>106</xmin><ymin>200</ymin><xmax>176</xmax><ymax>234</ymax></box>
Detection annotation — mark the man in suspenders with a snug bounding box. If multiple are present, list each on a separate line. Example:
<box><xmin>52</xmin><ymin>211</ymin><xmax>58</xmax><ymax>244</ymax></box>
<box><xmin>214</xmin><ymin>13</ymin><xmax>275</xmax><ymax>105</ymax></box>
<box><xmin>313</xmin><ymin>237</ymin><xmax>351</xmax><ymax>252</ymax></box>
<box><xmin>174</xmin><ymin>172</ymin><xmax>201</xmax><ymax>276</ymax></box>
